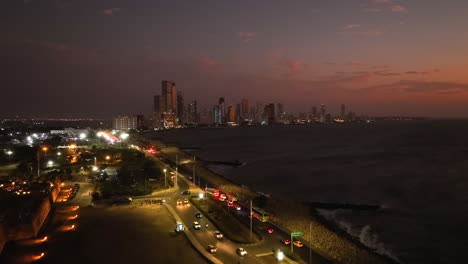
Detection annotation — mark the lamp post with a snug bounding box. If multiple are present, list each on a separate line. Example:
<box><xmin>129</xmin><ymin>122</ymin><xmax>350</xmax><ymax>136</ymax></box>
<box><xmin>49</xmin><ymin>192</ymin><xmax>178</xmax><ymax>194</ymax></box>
<box><xmin>42</xmin><ymin>147</ymin><xmax>48</xmax><ymax>157</ymax></box>
<box><xmin>175</xmin><ymin>154</ymin><xmax>178</xmax><ymax>188</ymax></box>
<box><xmin>163</xmin><ymin>168</ymin><xmax>167</xmax><ymax>189</ymax></box>
<box><xmin>6</xmin><ymin>150</ymin><xmax>13</xmax><ymax>161</ymax></box>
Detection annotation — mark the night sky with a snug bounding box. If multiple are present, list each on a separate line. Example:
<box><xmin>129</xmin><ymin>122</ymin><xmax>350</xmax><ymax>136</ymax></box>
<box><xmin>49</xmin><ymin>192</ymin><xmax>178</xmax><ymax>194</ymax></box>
<box><xmin>1</xmin><ymin>0</ymin><xmax>468</xmax><ymax>118</ymax></box>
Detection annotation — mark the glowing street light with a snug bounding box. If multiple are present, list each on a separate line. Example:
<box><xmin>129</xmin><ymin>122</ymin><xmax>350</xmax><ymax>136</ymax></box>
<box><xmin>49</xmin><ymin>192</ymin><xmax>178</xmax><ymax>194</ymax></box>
<box><xmin>163</xmin><ymin>168</ymin><xmax>167</xmax><ymax>189</ymax></box>
<box><xmin>79</xmin><ymin>133</ymin><xmax>87</xmax><ymax>140</ymax></box>
<box><xmin>105</xmin><ymin>155</ymin><xmax>111</xmax><ymax>160</ymax></box>
<box><xmin>120</xmin><ymin>133</ymin><xmax>129</xmax><ymax>140</ymax></box>
<box><xmin>57</xmin><ymin>152</ymin><xmax>62</xmax><ymax>156</ymax></box>
<box><xmin>277</xmin><ymin>250</ymin><xmax>284</xmax><ymax>261</ymax></box>
<box><xmin>47</xmin><ymin>160</ymin><xmax>54</xmax><ymax>166</ymax></box>
<box><xmin>42</xmin><ymin>147</ymin><xmax>48</xmax><ymax>156</ymax></box>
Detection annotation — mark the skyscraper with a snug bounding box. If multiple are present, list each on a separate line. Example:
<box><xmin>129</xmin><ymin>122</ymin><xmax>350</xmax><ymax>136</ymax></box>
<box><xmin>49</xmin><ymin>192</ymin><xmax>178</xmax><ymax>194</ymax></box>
<box><xmin>235</xmin><ymin>103</ymin><xmax>241</xmax><ymax>124</ymax></box>
<box><xmin>228</xmin><ymin>105</ymin><xmax>235</xmax><ymax>123</ymax></box>
<box><xmin>277</xmin><ymin>103</ymin><xmax>284</xmax><ymax>123</ymax></box>
<box><xmin>218</xmin><ymin>97</ymin><xmax>225</xmax><ymax>123</ymax></box>
<box><xmin>177</xmin><ymin>91</ymin><xmax>184</xmax><ymax>124</ymax></box>
<box><xmin>320</xmin><ymin>104</ymin><xmax>326</xmax><ymax>123</ymax></box>
<box><xmin>241</xmin><ymin>99</ymin><xmax>249</xmax><ymax>120</ymax></box>
<box><xmin>188</xmin><ymin>100</ymin><xmax>198</xmax><ymax>123</ymax></box>
<box><xmin>264</xmin><ymin>103</ymin><xmax>275</xmax><ymax>124</ymax></box>
<box><xmin>161</xmin><ymin>80</ymin><xmax>177</xmax><ymax>127</ymax></box>
<box><xmin>214</xmin><ymin>105</ymin><xmax>222</xmax><ymax>124</ymax></box>
<box><xmin>152</xmin><ymin>95</ymin><xmax>161</xmax><ymax>128</ymax></box>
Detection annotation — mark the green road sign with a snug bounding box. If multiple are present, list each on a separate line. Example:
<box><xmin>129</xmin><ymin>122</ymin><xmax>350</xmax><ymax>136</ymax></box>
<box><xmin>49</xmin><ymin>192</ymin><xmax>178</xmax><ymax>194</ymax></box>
<box><xmin>291</xmin><ymin>232</ymin><xmax>303</xmax><ymax>237</ymax></box>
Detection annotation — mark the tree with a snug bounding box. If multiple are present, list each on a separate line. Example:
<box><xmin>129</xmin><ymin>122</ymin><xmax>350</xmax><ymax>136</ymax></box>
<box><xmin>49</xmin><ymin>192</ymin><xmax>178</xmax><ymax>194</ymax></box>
<box><xmin>16</xmin><ymin>162</ymin><xmax>30</xmax><ymax>177</ymax></box>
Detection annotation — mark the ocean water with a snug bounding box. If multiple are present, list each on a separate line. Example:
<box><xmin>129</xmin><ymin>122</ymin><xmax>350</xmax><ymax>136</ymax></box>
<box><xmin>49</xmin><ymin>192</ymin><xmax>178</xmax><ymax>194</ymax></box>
<box><xmin>149</xmin><ymin>120</ymin><xmax>468</xmax><ymax>264</ymax></box>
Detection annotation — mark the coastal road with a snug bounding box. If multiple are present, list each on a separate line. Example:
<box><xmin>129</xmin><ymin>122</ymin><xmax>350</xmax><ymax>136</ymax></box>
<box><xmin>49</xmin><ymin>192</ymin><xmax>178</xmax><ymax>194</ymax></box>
<box><xmin>138</xmin><ymin>143</ymin><xmax>332</xmax><ymax>264</ymax></box>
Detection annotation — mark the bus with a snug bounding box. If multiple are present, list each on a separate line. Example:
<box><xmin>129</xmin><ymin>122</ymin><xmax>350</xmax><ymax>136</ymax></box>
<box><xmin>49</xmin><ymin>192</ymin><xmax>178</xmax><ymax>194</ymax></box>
<box><xmin>251</xmin><ymin>206</ymin><xmax>270</xmax><ymax>222</ymax></box>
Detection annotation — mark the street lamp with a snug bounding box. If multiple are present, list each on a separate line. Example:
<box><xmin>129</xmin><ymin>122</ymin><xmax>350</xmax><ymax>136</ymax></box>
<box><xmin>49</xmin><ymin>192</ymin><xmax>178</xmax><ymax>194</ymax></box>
<box><xmin>276</xmin><ymin>250</ymin><xmax>284</xmax><ymax>261</ymax></box>
<box><xmin>6</xmin><ymin>150</ymin><xmax>13</xmax><ymax>161</ymax></box>
<box><xmin>42</xmin><ymin>147</ymin><xmax>48</xmax><ymax>157</ymax></box>
<box><xmin>79</xmin><ymin>133</ymin><xmax>87</xmax><ymax>140</ymax></box>
<box><xmin>47</xmin><ymin>160</ymin><xmax>54</xmax><ymax>167</ymax></box>
<box><xmin>119</xmin><ymin>133</ymin><xmax>129</xmax><ymax>148</ymax></box>
<box><xmin>163</xmin><ymin>168</ymin><xmax>167</xmax><ymax>189</ymax></box>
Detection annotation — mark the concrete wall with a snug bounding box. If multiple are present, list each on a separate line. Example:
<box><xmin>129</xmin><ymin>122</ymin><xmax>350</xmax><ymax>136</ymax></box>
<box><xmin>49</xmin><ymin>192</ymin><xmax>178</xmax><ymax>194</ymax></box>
<box><xmin>0</xmin><ymin>180</ymin><xmax>62</xmax><ymax>255</ymax></box>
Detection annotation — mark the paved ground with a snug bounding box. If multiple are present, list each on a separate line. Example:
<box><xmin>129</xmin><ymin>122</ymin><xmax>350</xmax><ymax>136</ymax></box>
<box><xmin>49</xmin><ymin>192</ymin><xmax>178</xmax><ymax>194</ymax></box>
<box><xmin>0</xmin><ymin>181</ymin><xmax>207</xmax><ymax>264</ymax></box>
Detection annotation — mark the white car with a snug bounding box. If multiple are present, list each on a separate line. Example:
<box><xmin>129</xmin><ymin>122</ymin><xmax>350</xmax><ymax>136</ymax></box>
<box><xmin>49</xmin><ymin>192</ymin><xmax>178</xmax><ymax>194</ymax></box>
<box><xmin>236</xmin><ymin>247</ymin><xmax>247</xmax><ymax>256</ymax></box>
<box><xmin>214</xmin><ymin>231</ymin><xmax>223</xmax><ymax>239</ymax></box>
<box><xmin>193</xmin><ymin>221</ymin><xmax>201</xmax><ymax>230</ymax></box>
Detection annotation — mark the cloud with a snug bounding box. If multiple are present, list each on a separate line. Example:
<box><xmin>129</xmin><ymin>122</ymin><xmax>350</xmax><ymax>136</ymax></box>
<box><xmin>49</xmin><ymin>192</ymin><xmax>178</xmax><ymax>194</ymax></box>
<box><xmin>237</xmin><ymin>32</ymin><xmax>256</xmax><ymax>43</ymax></box>
<box><xmin>390</xmin><ymin>5</ymin><xmax>408</xmax><ymax>13</ymax></box>
<box><xmin>195</xmin><ymin>55</ymin><xmax>218</xmax><ymax>71</ymax></box>
<box><xmin>279</xmin><ymin>58</ymin><xmax>308</xmax><ymax>71</ymax></box>
<box><xmin>24</xmin><ymin>39</ymin><xmax>72</xmax><ymax>52</ymax></box>
<box><xmin>342</xmin><ymin>24</ymin><xmax>361</xmax><ymax>30</ymax></box>
<box><xmin>363</xmin><ymin>8</ymin><xmax>382</xmax><ymax>12</ymax></box>
<box><xmin>373</xmin><ymin>0</ymin><xmax>392</xmax><ymax>3</ymax></box>
<box><xmin>103</xmin><ymin>8</ymin><xmax>121</xmax><ymax>15</ymax></box>
<box><xmin>346</xmin><ymin>60</ymin><xmax>365</xmax><ymax>66</ymax></box>
<box><xmin>237</xmin><ymin>32</ymin><xmax>256</xmax><ymax>38</ymax></box>
<box><xmin>374</xmin><ymin>71</ymin><xmax>400</xmax><ymax>76</ymax></box>
<box><xmin>357</xmin><ymin>30</ymin><xmax>384</xmax><ymax>36</ymax></box>
<box><xmin>363</xmin><ymin>80</ymin><xmax>468</xmax><ymax>94</ymax></box>
<box><xmin>405</xmin><ymin>71</ymin><xmax>428</xmax><ymax>75</ymax></box>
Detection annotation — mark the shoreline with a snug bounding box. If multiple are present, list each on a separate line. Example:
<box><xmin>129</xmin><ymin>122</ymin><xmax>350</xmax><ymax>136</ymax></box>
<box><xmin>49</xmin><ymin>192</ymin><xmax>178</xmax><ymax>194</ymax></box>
<box><xmin>138</xmin><ymin>132</ymin><xmax>398</xmax><ymax>264</ymax></box>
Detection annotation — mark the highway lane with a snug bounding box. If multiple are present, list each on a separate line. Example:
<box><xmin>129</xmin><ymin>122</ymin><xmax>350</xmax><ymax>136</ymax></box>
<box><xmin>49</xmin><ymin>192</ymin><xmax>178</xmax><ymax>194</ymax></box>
<box><xmin>135</xmin><ymin>144</ymin><xmax>331</xmax><ymax>263</ymax></box>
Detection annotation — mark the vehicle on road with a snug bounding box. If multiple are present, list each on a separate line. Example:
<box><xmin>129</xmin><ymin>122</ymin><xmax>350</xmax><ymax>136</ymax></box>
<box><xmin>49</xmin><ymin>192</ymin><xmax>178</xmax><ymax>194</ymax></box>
<box><xmin>181</xmin><ymin>190</ymin><xmax>191</xmax><ymax>195</ymax></box>
<box><xmin>112</xmin><ymin>197</ymin><xmax>133</xmax><ymax>204</ymax></box>
<box><xmin>183</xmin><ymin>199</ymin><xmax>189</xmax><ymax>204</ymax></box>
<box><xmin>236</xmin><ymin>248</ymin><xmax>248</xmax><ymax>256</ymax></box>
<box><xmin>267</xmin><ymin>228</ymin><xmax>274</xmax><ymax>233</ymax></box>
<box><xmin>193</xmin><ymin>221</ymin><xmax>201</xmax><ymax>230</ymax></box>
<box><xmin>176</xmin><ymin>199</ymin><xmax>182</xmax><ymax>205</ymax></box>
<box><xmin>214</xmin><ymin>231</ymin><xmax>223</xmax><ymax>239</ymax></box>
<box><xmin>195</xmin><ymin>212</ymin><xmax>202</xmax><ymax>218</ymax></box>
<box><xmin>280</xmin><ymin>239</ymin><xmax>291</xmax><ymax>245</ymax></box>
<box><xmin>207</xmin><ymin>245</ymin><xmax>217</xmax><ymax>254</ymax></box>
<box><xmin>293</xmin><ymin>240</ymin><xmax>304</xmax><ymax>247</ymax></box>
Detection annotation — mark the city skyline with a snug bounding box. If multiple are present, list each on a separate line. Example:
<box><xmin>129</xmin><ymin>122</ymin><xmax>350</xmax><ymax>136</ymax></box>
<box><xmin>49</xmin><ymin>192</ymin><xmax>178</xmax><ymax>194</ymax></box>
<box><xmin>2</xmin><ymin>0</ymin><xmax>468</xmax><ymax>118</ymax></box>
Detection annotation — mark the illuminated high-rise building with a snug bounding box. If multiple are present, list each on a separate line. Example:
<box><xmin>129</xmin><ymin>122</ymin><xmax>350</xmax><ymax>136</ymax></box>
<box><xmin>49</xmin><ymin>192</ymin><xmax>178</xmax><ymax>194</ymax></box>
<box><xmin>187</xmin><ymin>100</ymin><xmax>198</xmax><ymax>123</ymax></box>
<box><xmin>177</xmin><ymin>91</ymin><xmax>184</xmax><ymax>124</ymax></box>
<box><xmin>320</xmin><ymin>104</ymin><xmax>326</xmax><ymax>123</ymax></box>
<box><xmin>241</xmin><ymin>99</ymin><xmax>249</xmax><ymax>120</ymax></box>
<box><xmin>264</xmin><ymin>103</ymin><xmax>275</xmax><ymax>124</ymax></box>
<box><xmin>161</xmin><ymin>80</ymin><xmax>177</xmax><ymax>127</ymax></box>
<box><xmin>228</xmin><ymin>105</ymin><xmax>235</xmax><ymax>123</ymax></box>
<box><xmin>214</xmin><ymin>105</ymin><xmax>222</xmax><ymax>124</ymax></box>
<box><xmin>218</xmin><ymin>97</ymin><xmax>225</xmax><ymax>123</ymax></box>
